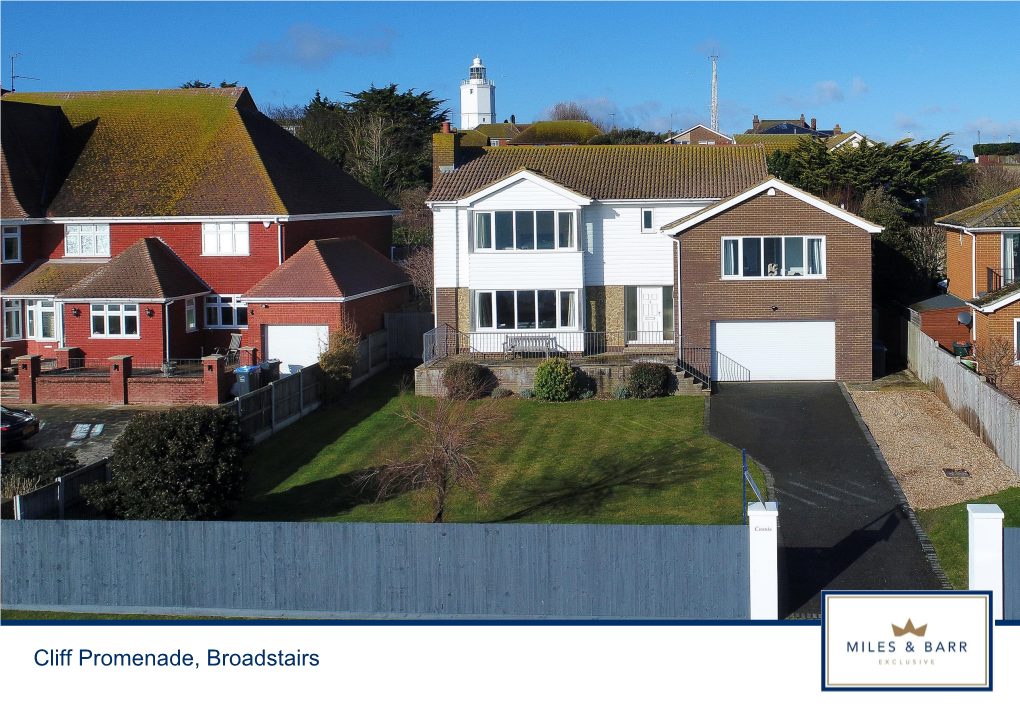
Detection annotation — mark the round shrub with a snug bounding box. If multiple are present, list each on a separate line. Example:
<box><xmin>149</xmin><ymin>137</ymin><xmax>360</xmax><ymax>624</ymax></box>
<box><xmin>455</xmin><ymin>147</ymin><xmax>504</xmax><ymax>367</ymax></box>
<box><xmin>578</xmin><ymin>388</ymin><xmax>595</xmax><ymax>400</ymax></box>
<box><xmin>81</xmin><ymin>406</ymin><xmax>250</xmax><ymax>521</ymax></box>
<box><xmin>533</xmin><ymin>358</ymin><xmax>578</xmax><ymax>402</ymax></box>
<box><xmin>613</xmin><ymin>384</ymin><xmax>630</xmax><ymax>400</ymax></box>
<box><xmin>442</xmin><ymin>361</ymin><xmax>495</xmax><ymax>400</ymax></box>
<box><xmin>519</xmin><ymin>389</ymin><xmax>535</xmax><ymax>399</ymax></box>
<box><xmin>626</xmin><ymin>363</ymin><xmax>674</xmax><ymax>399</ymax></box>
<box><xmin>491</xmin><ymin>387</ymin><xmax>513</xmax><ymax>399</ymax></box>
<box><xmin>1</xmin><ymin>448</ymin><xmax>81</xmax><ymax>498</ymax></box>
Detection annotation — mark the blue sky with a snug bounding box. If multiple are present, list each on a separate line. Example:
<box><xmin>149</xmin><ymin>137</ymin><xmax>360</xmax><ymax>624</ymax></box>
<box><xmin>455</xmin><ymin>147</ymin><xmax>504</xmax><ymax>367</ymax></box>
<box><xmin>1</xmin><ymin>1</ymin><xmax>1017</xmax><ymax>155</ymax></box>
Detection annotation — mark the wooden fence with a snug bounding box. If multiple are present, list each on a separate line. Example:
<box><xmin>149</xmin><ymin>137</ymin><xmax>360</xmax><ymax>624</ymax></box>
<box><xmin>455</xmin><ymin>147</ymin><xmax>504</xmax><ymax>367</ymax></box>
<box><xmin>13</xmin><ymin>458</ymin><xmax>109</xmax><ymax>520</ymax></box>
<box><xmin>222</xmin><ymin>363</ymin><xmax>324</xmax><ymax>443</ymax></box>
<box><xmin>907</xmin><ymin>322</ymin><xmax>1020</xmax><ymax>475</ymax></box>
<box><xmin>350</xmin><ymin>329</ymin><xmax>389</xmax><ymax>388</ymax></box>
<box><xmin>1</xmin><ymin>521</ymin><xmax>752</xmax><ymax>619</ymax></box>
<box><xmin>385</xmin><ymin>311</ymin><xmax>435</xmax><ymax>360</ymax></box>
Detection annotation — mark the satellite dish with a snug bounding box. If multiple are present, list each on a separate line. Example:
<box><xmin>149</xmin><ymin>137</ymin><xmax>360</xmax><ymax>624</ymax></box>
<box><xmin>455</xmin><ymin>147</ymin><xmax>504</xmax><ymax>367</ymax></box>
<box><xmin>957</xmin><ymin>311</ymin><xmax>972</xmax><ymax>326</ymax></box>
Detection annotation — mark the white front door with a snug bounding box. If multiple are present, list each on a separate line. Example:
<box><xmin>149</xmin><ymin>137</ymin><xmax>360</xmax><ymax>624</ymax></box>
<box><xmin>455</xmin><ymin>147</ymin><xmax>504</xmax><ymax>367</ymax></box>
<box><xmin>265</xmin><ymin>324</ymin><xmax>330</xmax><ymax>375</ymax></box>
<box><xmin>637</xmin><ymin>286</ymin><xmax>663</xmax><ymax>343</ymax></box>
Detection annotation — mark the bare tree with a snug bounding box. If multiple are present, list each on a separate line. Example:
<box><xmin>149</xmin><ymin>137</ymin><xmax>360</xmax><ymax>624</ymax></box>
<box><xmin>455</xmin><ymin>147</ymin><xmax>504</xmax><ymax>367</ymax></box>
<box><xmin>341</xmin><ymin>113</ymin><xmax>400</xmax><ymax>194</ymax></box>
<box><xmin>354</xmin><ymin>392</ymin><xmax>510</xmax><ymax>522</ymax></box>
<box><xmin>393</xmin><ymin>186</ymin><xmax>433</xmax><ymax>248</ymax></box>
<box><xmin>318</xmin><ymin>313</ymin><xmax>361</xmax><ymax>399</ymax></box>
<box><xmin>906</xmin><ymin>225</ymin><xmax>947</xmax><ymax>285</ymax></box>
<box><xmin>401</xmin><ymin>247</ymin><xmax>434</xmax><ymax>309</ymax></box>
<box><xmin>973</xmin><ymin>334</ymin><xmax>1019</xmax><ymax>390</ymax></box>
<box><xmin>547</xmin><ymin>101</ymin><xmax>609</xmax><ymax>132</ymax></box>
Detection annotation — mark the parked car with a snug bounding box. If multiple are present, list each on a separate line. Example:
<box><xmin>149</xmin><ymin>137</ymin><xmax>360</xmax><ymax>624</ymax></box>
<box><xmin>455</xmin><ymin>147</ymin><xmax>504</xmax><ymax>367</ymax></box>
<box><xmin>1</xmin><ymin>406</ymin><xmax>39</xmax><ymax>448</ymax></box>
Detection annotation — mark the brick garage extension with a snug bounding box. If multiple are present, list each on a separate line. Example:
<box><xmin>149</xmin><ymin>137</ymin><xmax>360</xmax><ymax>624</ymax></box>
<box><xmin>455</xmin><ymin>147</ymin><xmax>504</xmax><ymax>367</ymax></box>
<box><xmin>676</xmin><ymin>189</ymin><xmax>873</xmax><ymax>382</ymax></box>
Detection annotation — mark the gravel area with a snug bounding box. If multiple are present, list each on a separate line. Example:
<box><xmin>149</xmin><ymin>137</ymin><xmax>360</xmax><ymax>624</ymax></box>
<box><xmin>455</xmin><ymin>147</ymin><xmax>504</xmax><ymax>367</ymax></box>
<box><xmin>850</xmin><ymin>389</ymin><xmax>1020</xmax><ymax>509</ymax></box>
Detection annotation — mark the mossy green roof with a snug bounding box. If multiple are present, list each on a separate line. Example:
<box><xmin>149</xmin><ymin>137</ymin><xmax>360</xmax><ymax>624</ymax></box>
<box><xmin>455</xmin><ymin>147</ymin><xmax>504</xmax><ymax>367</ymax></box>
<box><xmin>1</xmin><ymin>88</ymin><xmax>395</xmax><ymax>218</ymax></box>
<box><xmin>734</xmin><ymin>134</ymin><xmax>819</xmax><ymax>151</ymax></box>
<box><xmin>936</xmin><ymin>187</ymin><xmax>1020</xmax><ymax>229</ymax></box>
<box><xmin>472</xmin><ymin>122</ymin><xmax>527</xmax><ymax>139</ymax></box>
<box><xmin>969</xmin><ymin>279</ymin><xmax>1020</xmax><ymax>310</ymax></box>
<box><xmin>508</xmin><ymin>120</ymin><xmax>603</xmax><ymax>146</ymax></box>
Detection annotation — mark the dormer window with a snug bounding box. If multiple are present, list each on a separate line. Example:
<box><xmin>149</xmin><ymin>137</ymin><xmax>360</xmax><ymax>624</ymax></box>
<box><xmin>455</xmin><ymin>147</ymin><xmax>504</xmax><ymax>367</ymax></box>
<box><xmin>65</xmin><ymin>224</ymin><xmax>110</xmax><ymax>257</ymax></box>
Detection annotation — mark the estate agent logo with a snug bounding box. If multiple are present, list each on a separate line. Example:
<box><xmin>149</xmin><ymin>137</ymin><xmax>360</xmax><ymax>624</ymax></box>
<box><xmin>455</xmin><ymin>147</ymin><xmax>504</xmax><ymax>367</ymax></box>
<box><xmin>822</xmin><ymin>591</ymin><xmax>992</xmax><ymax>691</ymax></box>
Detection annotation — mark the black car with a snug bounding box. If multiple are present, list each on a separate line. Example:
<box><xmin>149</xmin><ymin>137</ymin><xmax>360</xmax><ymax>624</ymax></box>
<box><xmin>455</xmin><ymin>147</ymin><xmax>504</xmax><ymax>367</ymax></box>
<box><xmin>1</xmin><ymin>406</ymin><xmax>39</xmax><ymax>448</ymax></box>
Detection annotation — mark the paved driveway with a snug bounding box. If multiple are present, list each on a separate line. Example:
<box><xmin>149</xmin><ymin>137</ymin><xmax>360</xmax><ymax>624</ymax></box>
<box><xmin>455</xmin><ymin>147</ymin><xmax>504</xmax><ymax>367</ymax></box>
<box><xmin>709</xmin><ymin>383</ymin><xmax>942</xmax><ymax>617</ymax></box>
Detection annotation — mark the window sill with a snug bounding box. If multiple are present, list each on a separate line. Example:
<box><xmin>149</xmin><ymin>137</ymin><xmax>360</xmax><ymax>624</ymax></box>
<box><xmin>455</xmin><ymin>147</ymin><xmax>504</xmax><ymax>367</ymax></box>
<box><xmin>720</xmin><ymin>275</ymin><xmax>828</xmax><ymax>281</ymax></box>
<box><xmin>65</xmin><ymin>255</ymin><xmax>111</xmax><ymax>260</ymax></box>
<box><xmin>473</xmin><ymin>248</ymin><xmax>577</xmax><ymax>254</ymax></box>
<box><xmin>205</xmin><ymin>326</ymin><xmax>249</xmax><ymax>331</ymax></box>
<box><xmin>472</xmin><ymin>328</ymin><xmax>578</xmax><ymax>333</ymax></box>
<box><xmin>1</xmin><ymin>259</ymin><xmax>23</xmax><ymax>264</ymax></box>
<box><xmin>200</xmin><ymin>253</ymin><xmax>251</xmax><ymax>257</ymax></box>
<box><xmin>89</xmin><ymin>335</ymin><xmax>141</xmax><ymax>340</ymax></box>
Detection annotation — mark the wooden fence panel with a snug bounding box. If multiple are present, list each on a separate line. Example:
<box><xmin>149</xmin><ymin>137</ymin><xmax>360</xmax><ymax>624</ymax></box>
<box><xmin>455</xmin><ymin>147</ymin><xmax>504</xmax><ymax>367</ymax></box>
<box><xmin>386</xmin><ymin>312</ymin><xmax>435</xmax><ymax>360</ymax></box>
<box><xmin>1</xmin><ymin>521</ymin><xmax>751</xmax><ymax>619</ymax></box>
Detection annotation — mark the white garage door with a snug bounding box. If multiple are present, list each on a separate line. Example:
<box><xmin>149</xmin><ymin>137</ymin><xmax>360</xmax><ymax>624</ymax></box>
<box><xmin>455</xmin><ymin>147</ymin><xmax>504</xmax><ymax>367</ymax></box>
<box><xmin>711</xmin><ymin>321</ymin><xmax>836</xmax><ymax>381</ymax></box>
<box><xmin>266</xmin><ymin>325</ymin><xmax>330</xmax><ymax>375</ymax></box>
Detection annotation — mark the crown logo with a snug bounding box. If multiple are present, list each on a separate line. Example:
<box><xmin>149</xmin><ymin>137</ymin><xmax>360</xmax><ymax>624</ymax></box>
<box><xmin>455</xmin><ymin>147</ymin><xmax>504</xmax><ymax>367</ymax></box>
<box><xmin>891</xmin><ymin>619</ymin><xmax>927</xmax><ymax>637</ymax></box>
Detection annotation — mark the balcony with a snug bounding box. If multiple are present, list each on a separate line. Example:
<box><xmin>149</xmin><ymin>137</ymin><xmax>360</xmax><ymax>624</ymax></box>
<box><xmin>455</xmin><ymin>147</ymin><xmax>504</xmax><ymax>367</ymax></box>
<box><xmin>987</xmin><ymin>267</ymin><xmax>1018</xmax><ymax>293</ymax></box>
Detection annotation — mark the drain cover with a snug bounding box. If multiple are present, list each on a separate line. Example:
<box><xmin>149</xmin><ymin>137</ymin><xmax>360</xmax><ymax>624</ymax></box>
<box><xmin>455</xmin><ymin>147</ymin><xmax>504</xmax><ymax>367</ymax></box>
<box><xmin>943</xmin><ymin>468</ymin><xmax>970</xmax><ymax>478</ymax></box>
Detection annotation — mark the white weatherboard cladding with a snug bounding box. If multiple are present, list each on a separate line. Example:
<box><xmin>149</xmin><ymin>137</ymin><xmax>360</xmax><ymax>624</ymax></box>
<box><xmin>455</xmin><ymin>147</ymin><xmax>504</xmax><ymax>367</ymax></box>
<box><xmin>469</xmin><ymin>178</ymin><xmax>583</xmax><ymax>210</ymax></box>
<box><xmin>469</xmin><ymin>251</ymin><xmax>583</xmax><ymax>288</ymax></box>
<box><xmin>432</xmin><ymin>206</ymin><xmax>459</xmax><ymax>287</ymax></box>
<box><xmin>266</xmin><ymin>325</ymin><xmax>330</xmax><ymax>375</ymax></box>
<box><xmin>712</xmin><ymin>320</ymin><xmax>836</xmax><ymax>381</ymax></box>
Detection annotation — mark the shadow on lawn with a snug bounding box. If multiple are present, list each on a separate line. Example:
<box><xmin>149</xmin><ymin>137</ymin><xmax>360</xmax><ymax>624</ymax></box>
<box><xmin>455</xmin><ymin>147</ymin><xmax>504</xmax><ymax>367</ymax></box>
<box><xmin>494</xmin><ymin>447</ymin><xmax>712</xmax><ymax>522</ymax></box>
<box><xmin>237</xmin><ymin>472</ymin><xmax>382</xmax><ymax>522</ymax></box>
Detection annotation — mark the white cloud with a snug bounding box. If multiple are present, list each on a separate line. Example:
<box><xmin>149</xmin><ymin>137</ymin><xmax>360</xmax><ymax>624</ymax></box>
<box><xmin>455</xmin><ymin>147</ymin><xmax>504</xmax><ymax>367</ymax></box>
<box><xmin>778</xmin><ymin>80</ymin><xmax>844</xmax><ymax>106</ymax></box>
<box><xmin>245</xmin><ymin>24</ymin><xmax>395</xmax><ymax>68</ymax></box>
<box><xmin>961</xmin><ymin>116</ymin><xmax>1020</xmax><ymax>142</ymax></box>
<box><xmin>851</xmin><ymin>77</ymin><xmax>869</xmax><ymax>98</ymax></box>
<box><xmin>693</xmin><ymin>38</ymin><xmax>724</xmax><ymax>57</ymax></box>
<box><xmin>919</xmin><ymin>105</ymin><xmax>943</xmax><ymax>115</ymax></box>
<box><xmin>895</xmin><ymin>113</ymin><xmax>920</xmax><ymax>130</ymax></box>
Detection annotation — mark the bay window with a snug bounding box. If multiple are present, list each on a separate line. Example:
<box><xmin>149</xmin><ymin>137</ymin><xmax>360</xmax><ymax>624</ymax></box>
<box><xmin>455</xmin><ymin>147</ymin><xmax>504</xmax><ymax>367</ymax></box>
<box><xmin>90</xmin><ymin>303</ymin><xmax>138</xmax><ymax>338</ymax></box>
<box><xmin>722</xmin><ymin>236</ymin><xmax>825</xmax><ymax>278</ymax></box>
<box><xmin>205</xmin><ymin>295</ymin><xmax>248</xmax><ymax>328</ymax></box>
<box><xmin>474</xmin><ymin>211</ymin><xmax>575</xmax><ymax>251</ymax></box>
<box><xmin>475</xmin><ymin>289</ymin><xmax>579</xmax><ymax>331</ymax></box>
<box><xmin>65</xmin><ymin>224</ymin><xmax>110</xmax><ymax>257</ymax></box>
<box><xmin>4</xmin><ymin>299</ymin><xmax>22</xmax><ymax>339</ymax></box>
<box><xmin>3</xmin><ymin>226</ymin><xmax>21</xmax><ymax>263</ymax></box>
<box><xmin>25</xmin><ymin>300</ymin><xmax>57</xmax><ymax>340</ymax></box>
<box><xmin>202</xmin><ymin>222</ymin><xmax>250</xmax><ymax>256</ymax></box>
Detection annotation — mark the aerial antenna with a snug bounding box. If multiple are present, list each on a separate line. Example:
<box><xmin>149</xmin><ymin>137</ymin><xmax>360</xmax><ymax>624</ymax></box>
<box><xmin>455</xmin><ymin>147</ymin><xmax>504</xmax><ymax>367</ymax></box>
<box><xmin>8</xmin><ymin>53</ymin><xmax>38</xmax><ymax>92</ymax></box>
<box><xmin>709</xmin><ymin>55</ymin><xmax>719</xmax><ymax>132</ymax></box>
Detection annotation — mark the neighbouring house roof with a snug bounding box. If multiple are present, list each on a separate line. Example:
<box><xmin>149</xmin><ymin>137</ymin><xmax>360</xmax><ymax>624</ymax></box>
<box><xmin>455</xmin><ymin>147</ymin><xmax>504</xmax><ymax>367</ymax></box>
<box><xmin>967</xmin><ymin>280</ymin><xmax>1020</xmax><ymax>312</ymax></box>
<box><xmin>427</xmin><ymin>144</ymin><xmax>769</xmax><ymax>202</ymax></box>
<box><xmin>0</xmin><ymin>101</ymin><xmax>73</xmax><ymax>218</ymax></box>
<box><xmin>471</xmin><ymin>122</ymin><xmax>528</xmax><ymax>139</ymax></box>
<box><xmin>936</xmin><ymin>187</ymin><xmax>1020</xmax><ymax>229</ymax></box>
<box><xmin>507</xmin><ymin>121</ymin><xmax>603</xmax><ymax>146</ymax></box>
<box><xmin>57</xmin><ymin>237</ymin><xmax>209</xmax><ymax>300</ymax></box>
<box><xmin>660</xmin><ymin>176</ymin><xmax>884</xmax><ymax>235</ymax></box>
<box><xmin>827</xmin><ymin>131</ymin><xmax>867</xmax><ymax>150</ymax></box>
<box><xmin>243</xmin><ymin>237</ymin><xmax>410</xmax><ymax>300</ymax></box>
<box><xmin>1</xmin><ymin>88</ymin><xmax>396</xmax><ymax>218</ymax></box>
<box><xmin>459</xmin><ymin>129</ymin><xmax>493</xmax><ymax>147</ymax></box>
<box><xmin>907</xmin><ymin>293</ymin><xmax>967</xmax><ymax>313</ymax></box>
<box><xmin>744</xmin><ymin>119</ymin><xmax>813</xmax><ymax>134</ymax></box>
<box><xmin>734</xmin><ymin>134</ymin><xmax>819</xmax><ymax>151</ymax></box>
<box><xmin>2</xmin><ymin>259</ymin><xmax>107</xmax><ymax>296</ymax></box>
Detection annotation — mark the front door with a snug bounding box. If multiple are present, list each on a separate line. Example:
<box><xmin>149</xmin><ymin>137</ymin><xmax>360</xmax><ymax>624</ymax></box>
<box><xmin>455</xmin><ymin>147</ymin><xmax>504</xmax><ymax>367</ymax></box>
<box><xmin>637</xmin><ymin>286</ymin><xmax>663</xmax><ymax>343</ymax></box>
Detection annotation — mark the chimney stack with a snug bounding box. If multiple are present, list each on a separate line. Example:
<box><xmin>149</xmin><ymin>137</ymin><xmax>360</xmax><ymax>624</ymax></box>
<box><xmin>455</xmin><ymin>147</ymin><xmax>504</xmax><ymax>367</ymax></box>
<box><xmin>752</xmin><ymin>114</ymin><xmax>760</xmax><ymax>130</ymax></box>
<box><xmin>510</xmin><ymin>113</ymin><xmax>516</xmax><ymax>125</ymax></box>
<box><xmin>442</xmin><ymin>121</ymin><xmax>452</xmax><ymax>134</ymax></box>
<box><xmin>834</xmin><ymin>123</ymin><xmax>842</xmax><ymax>134</ymax></box>
<box><xmin>799</xmin><ymin>113</ymin><xmax>806</xmax><ymax>125</ymax></box>
<box><xmin>433</xmin><ymin>128</ymin><xmax>461</xmax><ymax>174</ymax></box>
<box><xmin>811</xmin><ymin>118</ymin><xmax>817</xmax><ymax>131</ymax></box>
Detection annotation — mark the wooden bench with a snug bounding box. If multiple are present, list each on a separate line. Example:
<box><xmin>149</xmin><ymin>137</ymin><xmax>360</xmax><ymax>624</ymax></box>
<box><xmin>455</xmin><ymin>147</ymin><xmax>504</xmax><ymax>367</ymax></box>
<box><xmin>504</xmin><ymin>335</ymin><xmax>556</xmax><ymax>359</ymax></box>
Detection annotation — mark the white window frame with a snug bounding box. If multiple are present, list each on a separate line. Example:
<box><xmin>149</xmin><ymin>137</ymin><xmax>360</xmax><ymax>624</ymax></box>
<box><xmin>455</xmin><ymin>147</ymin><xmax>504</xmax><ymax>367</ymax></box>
<box><xmin>64</xmin><ymin>224</ymin><xmax>111</xmax><ymax>257</ymax></box>
<box><xmin>204</xmin><ymin>294</ymin><xmax>248</xmax><ymax>329</ymax></box>
<box><xmin>472</xmin><ymin>211</ymin><xmax>576</xmax><ymax>252</ymax></box>
<box><xmin>1014</xmin><ymin>318</ymin><xmax>1020</xmax><ymax>366</ymax></box>
<box><xmin>1003</xmin><ymin>231</ymin><xmax>1019</xmax><ymax>282</ymax></box>
<box><xmin>201</xmin><ymin>222</ymin><xmax>250</xmax><ymax>256</ymax></box>
<box><xmin>185</xmin><ymin>298</ymin><xmax>198</xmax><ymax>332</ymax></box>
<box><xmin>24</xmin><ymin>299</ymin><xmax>58</xmax><ymax>341</ymax></box>
<box><xmin>473</xmin><ymin>289</ymin><xmax>580</xmax><ymax>332</ymax></box>
<box><xmin>720</xmin><ymin>235</ymin><xmax>826</xmax><ymax>279</ymax></box>
<box><xmin>89</xmin><ymin>303</ymin><xmax>140</xmax><ymax>339</ymax></box>
<box><xmin>3</xmin><ymin>299</ymin><xmax>23</xmax><ymax>340</ymax></box>
<box><xmin>640</xmin><ymin>208</ymin><xmax>655</xmax><ymax>233</ymax></box>
<box><xmin>2</xmin><ymin>225</ymin><xmax>22</xmax><ymax>263</ymax></box>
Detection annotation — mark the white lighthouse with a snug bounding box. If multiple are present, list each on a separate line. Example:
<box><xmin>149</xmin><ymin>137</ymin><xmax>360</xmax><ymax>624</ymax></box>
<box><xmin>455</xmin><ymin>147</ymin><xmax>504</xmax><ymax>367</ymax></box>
<box><xmin>460</xmin><ymin>55</ymin><xmax>495</xmax><ymax>130</ymax></box>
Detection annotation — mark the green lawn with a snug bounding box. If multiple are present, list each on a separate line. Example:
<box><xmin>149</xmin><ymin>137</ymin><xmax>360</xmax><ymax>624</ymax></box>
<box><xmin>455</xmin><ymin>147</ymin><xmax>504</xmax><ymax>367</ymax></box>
<box><xmin>916</xmin><ymin>486</ymin><xmax>1020</xmax><ymax>589</ymax></box>
<box><xmin>1</xmin><ymin>610</ymin><xmax>252</xmax><ymax>621</ymax></box>
<box><xmin>234</xmin><ymin>368</ymin><xmax>765</xmax><ymax>525</ymax></box>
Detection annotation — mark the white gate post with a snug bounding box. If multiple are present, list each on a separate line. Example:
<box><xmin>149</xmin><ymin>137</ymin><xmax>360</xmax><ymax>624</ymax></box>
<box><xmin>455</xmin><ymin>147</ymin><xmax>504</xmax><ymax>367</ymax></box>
<box><xmin>968</xmin><ymin>503</ymin><xmax>1004</xmax><ymax>621</ymax></box>
<box><xmin>748</xmin><ymin>501</ymin><xmax>779</xmax><ymax>620</ymax></box>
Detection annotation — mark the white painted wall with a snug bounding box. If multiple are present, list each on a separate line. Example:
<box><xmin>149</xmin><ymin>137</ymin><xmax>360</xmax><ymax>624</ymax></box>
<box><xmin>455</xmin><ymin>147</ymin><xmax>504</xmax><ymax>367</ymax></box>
<box><xmin>470</xmin><ymin>251</ymin><xmax>583</xmax><ymax>289</ymax></box>
<box><xmin>432</xmin><ymin>205</ymin><xmax>459</xmax><ymax>288</ymax></box>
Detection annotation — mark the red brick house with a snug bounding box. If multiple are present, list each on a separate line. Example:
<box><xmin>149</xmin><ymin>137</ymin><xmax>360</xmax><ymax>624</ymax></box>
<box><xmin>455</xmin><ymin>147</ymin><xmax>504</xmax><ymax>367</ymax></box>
<box><xmin>1</xmin><ymin>87</ymin><xmax>407</xmax><ymax>386</ymax></box>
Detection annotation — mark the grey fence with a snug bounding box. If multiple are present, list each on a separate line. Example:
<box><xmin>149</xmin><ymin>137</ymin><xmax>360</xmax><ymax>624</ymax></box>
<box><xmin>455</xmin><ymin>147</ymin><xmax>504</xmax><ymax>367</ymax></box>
<box><xmin>907</xmin><ymin>323</ymin><xmax>1020</xmax><ymax>475</ymax></box>
<box><xmin>13</xmin><ymin>458</ymin><xmax>109</xmax><ymax>520</ymax></box>
<box><xmin>1006</xmin><ymin>527</ymin><xmax>1020</xmax><ymax>621</ymax></box>
<box><xmin>351</xmin><ymin>330</ymin><xmax>389</xmax><ymax>388</ymax></box>
<box><xmin>0</xmin><ymin>521</ymin><xmax>751</xmax><ymax>619</ymax></box>
<box><xmin>386</xmin><ymin>312</ymin><xmax>435</xmax><ymax>360</ymax></box>
<box><xmin>222</xmin><ymin>363</ymin><xmax>323</xmax><ymax>443</ymax></box>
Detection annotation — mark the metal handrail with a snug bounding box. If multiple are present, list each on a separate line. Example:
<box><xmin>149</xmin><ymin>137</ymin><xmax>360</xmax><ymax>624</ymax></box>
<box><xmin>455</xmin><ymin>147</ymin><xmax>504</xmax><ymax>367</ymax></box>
<box><xmin>987</xmin><ymin>267</ymin><xmax>1017</xmax><ymax>293</ymax></box>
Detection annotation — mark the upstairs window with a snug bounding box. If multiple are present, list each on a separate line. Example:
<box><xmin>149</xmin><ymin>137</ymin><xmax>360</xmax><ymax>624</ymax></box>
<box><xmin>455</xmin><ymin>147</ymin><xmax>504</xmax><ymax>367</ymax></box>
<box><xmin>185</xmin><ymin>298</ymin><xmax>197</xmax><ymax>332</ymax></box>
<box><xmin>2</xmin><ymin>226</ymin><xmax>21</xmax><ymax>263</ymax></box>
<box><xmin>641</xmin><ymin>209</ymin><xmax>655</xmax><ymax>233</ymax></box>
<box><xmin>205</xmin><ymin>295</ymin><xmax>248</xmax><ymax>328</ymax></box>
<box><xmin>202</xmin><ymin>222</ymin><xmax>250</xmax><ymax>256</ymax></box>
<box><xmin>65</xmin><ymin>224</ymin><xmax>110</xmax><ymax>257</ymax></box>
<box><xmin>474</xmin><ymin>211</ymin><xmax>575</xmax><ymax>251</ymax></box>
<box><xmin>722</xmin><ymin>236</ymin><xmax>825</xmax><ymax>279</ymax></box>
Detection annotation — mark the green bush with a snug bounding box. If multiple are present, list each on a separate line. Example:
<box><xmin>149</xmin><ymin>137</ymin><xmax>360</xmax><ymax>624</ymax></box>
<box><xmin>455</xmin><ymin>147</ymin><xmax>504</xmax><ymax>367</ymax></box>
<box><xmin>578</xmin><ymin>388</ymin><xmax>595</xmax><ymax>400</ymax></box>
<box><xmin>1</xmin><ymin>448</ymin><xmax>81</xmax><ymax>498</ymax></box>
<box><xmin>626</xmin><ymin>363</ymin><xmax>674</xmax><ymax>399</ymax></box>
<box><xmin>973</xmin><ymin>142</ymin><xmax>1020</xmax><ymax>157</ymax></box>
<box><xmin>442</xmin><ymin>361</ymin><xmax>495</xmax><ymax>400</ymax></box>
<box><xmin>533</xmin><ymin>358</ymin><xmax>578</xmax><ymax>402</ymax></box>
<box><xmin>82</xmin><ymin>406</ymin><xmax>250</xmax><ymax>520</ymax></box>
<box><xmin>520</xmin><ymin>389</ymin><xmax>534</xmax><ymax>399</ymax></box>
<box><xmin>613</xmin><ymin>385</ymin><xmax>630</xmax><ymax>400</ymax></box>
<box><xmin>491</xmin><ymin>387</ymin><xmax>513</xmax><ymax>399</ymax></box>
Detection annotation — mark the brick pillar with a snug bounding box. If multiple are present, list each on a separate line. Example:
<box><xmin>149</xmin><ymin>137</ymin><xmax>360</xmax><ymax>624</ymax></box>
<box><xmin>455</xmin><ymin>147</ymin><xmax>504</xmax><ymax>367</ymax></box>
<box><xmin>55</xmin><ymin>346</ymin><xmax>83</xmax><ymax>369</ymax></box>
<box><xmin>109</xmin><ymin>355</ymin><xmax>132</xmax><ymax>405</ymax></box>
<box><xmin>16</xmin><ymin>355</ymin><xmax>41</xmax><ymax>404</ymax></box>
<box><xmin>202</xmin><ymin>354</ymin><xmax>226</xmax><ymax>405</ymax></box>
<box><xmin>239</xmin><ymin>346</ymin><xmax>259</xmax><ymax>366</ymax></box>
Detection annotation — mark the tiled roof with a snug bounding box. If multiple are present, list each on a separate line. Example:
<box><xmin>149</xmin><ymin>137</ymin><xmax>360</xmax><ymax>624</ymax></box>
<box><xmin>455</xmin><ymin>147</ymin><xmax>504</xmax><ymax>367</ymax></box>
<box><xmin>472</xmin><ymin>123</ymin><xmax>527</xmax><ymax>139</ymax></box>
<box><xmin>744</xmin><ymin>119</ymin><xmax>811</xmax><ymax>134</ymax></box>
<box><xmin>428</xmin><ymin>144</ymin><xmax>769</xmax><ymax>202</ymax></box>
<box><xmin>459</xmin><ymin>129</ymin><xmax>492</xmax><ymax>147</ymax></box>
<box><xmin>2</xmin><ymin>259</ymin><xmax>107</xmax><ymax>296</ymax></box>
<box><xmin>243</xmin><ymin>237</ymin><xmax>410</xmax><ymax>300</ymax></box>
<box><xmin>734</xmin><ymin>134</ymin><xmax>818</xmax><ymax>151</ymax></box>
<box><xmin>1</xmin><ymin>88</ymin><xmax>395</xmax><ymax>218</ymax></box>
<box><xmin>936</xmin><ymin>187</ymin><xmax>1020</xmax><ymax>229</ymax></box>
<box><xmin>508</xmin><ymin>120</ymin><xmax>603</xmax><ymax>146</ymax></box>
<box><xmin>57</xmin><ymin>237</ymin><xmax>209</xmax><ymax>299</ymax></box>
<box><xmin>827</xmin><ymin>131</ymin><xmax>862</xmax><ymax>149</ymax></box>
<box><xmin>0</xmin><ymin>101</ymin><xmax>72</xmax><ymax>218</ymax></box>
<box><xmin>968</xmin><ymin>280</ymin><xmax>1020</xmax><ymax>310</ymax></box>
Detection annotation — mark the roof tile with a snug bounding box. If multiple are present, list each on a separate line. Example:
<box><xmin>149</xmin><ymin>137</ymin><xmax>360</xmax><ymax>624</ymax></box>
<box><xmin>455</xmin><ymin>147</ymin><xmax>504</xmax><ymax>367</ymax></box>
<box><xmin>57</xmin><ymin>237</ymin><xmax>209</xmax><ymax>299</ymax></box>
<box><xmin>937</xmin><ymin>187</ymin><xmax>1020</xmax><ymax>229</ymax></box>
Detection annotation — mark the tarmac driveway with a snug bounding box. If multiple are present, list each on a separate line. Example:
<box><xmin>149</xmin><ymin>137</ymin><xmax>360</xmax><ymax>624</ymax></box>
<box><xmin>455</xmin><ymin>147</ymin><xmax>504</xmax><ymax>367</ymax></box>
<box><xmin>708</xmin><ymin>383</ymin><xmax>942</xmax><ymax>617</ymax></box>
